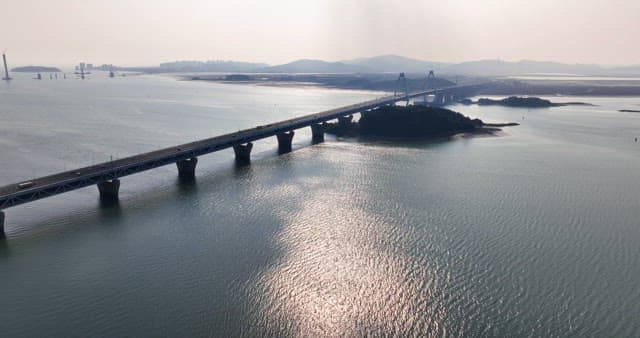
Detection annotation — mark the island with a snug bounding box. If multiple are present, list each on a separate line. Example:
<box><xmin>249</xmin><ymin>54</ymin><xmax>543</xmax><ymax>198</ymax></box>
<box><xmin>474</xmin><ymin>96</ymin><xmax>594</xmax><ymax>108</ymax></box>
<box><xmin>324</xmin><ymin>105</ymin><xmax>518</xmax><ymax>139</ymax></box>
<box><xmin>11</xmin><ymin>66</ymin><xmax>61</xmax><ymax>73</ymax></box>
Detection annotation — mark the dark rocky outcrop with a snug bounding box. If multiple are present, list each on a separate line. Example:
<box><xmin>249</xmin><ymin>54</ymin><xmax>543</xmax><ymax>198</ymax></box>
<box><xmin>477</xmin><ymin>96</ymin><xmax>555</xmax><ymax>107</ymax></box>
<box><xmin>475</xmin><ymin>96</ymin><xmax>594</xmax><ymax>108</ymax></box>
<box><xmin>325</xmin><ymin>105</ymin><xmax>516</xmax><ymax>139</ymax></box>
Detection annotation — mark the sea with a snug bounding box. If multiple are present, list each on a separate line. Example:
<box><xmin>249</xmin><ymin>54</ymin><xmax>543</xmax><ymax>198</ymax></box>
<box><xmin>1</xmin><ymin>72</ymin><xmax>639</xmax><ymax>337</ymax></box>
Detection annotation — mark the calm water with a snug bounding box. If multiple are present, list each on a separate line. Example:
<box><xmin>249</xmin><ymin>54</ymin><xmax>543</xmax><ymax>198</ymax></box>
<box><xmin>1</xmin><ymin>73</ymin><xmax>639</xmax><ymax>337</ymax></box>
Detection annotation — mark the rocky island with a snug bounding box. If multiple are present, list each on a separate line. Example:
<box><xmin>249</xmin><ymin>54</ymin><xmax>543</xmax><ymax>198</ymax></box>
<box><xmin>324</xmin><ymin>105</ymin><xmax>517</xmax><ymax>139</ymax></box>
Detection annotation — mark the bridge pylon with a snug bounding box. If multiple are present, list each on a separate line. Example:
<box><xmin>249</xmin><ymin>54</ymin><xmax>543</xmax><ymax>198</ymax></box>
<box><xmin>421</xmin><ymin>70</ymin><xmax>436</xmax><ymax>103</ymax></box>
<box><xmin>394</xmin><ymin>73</ymin><xmax>409</xmax><ymax>105</ymax></box>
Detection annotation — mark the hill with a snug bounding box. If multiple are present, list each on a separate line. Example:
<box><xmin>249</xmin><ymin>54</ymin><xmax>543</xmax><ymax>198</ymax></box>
<box><xmin>342</xmin><ymin>54</ymin><xmax>450</xmax><ymax>73</ymax></box>
<box><xmin>257</xmin><ymin>59</ymin><xmax>368</xmax><ymax>73</ymax></box>
<box><xmin>127</xmin><ymin>55</ymin><xmax>640</xmax><ymax>77</ymax></box>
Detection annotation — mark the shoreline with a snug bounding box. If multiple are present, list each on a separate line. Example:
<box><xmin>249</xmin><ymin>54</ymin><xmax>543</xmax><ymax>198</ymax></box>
<box><xmin>330</xmin><ymin>126</ymin><xmax>508</xmax><ymax>144</ymax></box>
<box><xmin>184</xmin><ymin>74</ymin><xmax>640</xmax><ymax>96</ymax></box>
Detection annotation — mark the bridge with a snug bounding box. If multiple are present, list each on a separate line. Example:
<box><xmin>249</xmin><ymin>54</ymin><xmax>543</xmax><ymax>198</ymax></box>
<box><xmin>0</xmin><ymin>80</ymin><xmax>485</xmax><ymax>237</ymax></box>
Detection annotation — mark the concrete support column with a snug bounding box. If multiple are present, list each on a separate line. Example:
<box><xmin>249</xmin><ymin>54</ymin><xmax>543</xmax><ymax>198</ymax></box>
<box><xmin>97</xmin><ymin>179</ymin><xmax>120</xmax><ymax>202</ymax></box>
<box><xmin>310</xmin><ymin>123</ymin><xmax>325</xmax><ymax>143</ymax></box>
<box><xmin>233</xmin><ymin>143</ymin><xmax>253</xmax><ymax>165</ymax></box>
<box><xmin>176</xmin><ymin>157</ymin><xmax>198</xmax><ymax>178</ymax></box>
<box><xmin>338</xmin><ymin>115</ymin><xmax>353</xmax><ymax>127</ymax></box>
<box><xmin>276</xmin><ymin>131</ymin><xmax>295</xmax><ymax>154</ymax></box>
<box><xmin>0</xmin><ymin>211</ymin><xmax>5</xmax><ymax>239</ymax></box>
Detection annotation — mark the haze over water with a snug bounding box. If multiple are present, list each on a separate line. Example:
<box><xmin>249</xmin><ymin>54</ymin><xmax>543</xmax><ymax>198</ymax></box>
<box><xmin>1</xmin><ymin>74</ymin><xmax>639</xmax><ymax>336</ymax></box>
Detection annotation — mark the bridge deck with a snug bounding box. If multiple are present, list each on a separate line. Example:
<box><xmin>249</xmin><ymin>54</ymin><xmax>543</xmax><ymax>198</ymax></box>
<box><xmin>0</xmin><ymin>86</ymin><xmax>471</xmax><ymax>209</ymax></box>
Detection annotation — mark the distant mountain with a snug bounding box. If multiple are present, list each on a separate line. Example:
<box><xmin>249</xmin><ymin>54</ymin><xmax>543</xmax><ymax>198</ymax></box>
<box><xmin>342</xmin><ymin>55</ymin><xmax>450</xmax><ymax>73</ymax></box>
<box><xmin>257</xmin><ymin>59</ymin><xmax>369</xmax><ymax>73</ymax></box>
<box><xmin>158</xmin><ymin>60</ymin><xmax>268</xmax><ymax>72</ymax></box>
<box><xmin>141</xmin><ymin>56</ymin><xmax>640</xmax><ymax>76</ymax></box>
<box><xmin>262</xmin><ymin>56</ymin><xmax>640</xmax><ymax>77</ymax></box>
<box><xmin>12</xmin><ymin>66</ymin><xmax>61</xmax><ymax>72</ymax></box>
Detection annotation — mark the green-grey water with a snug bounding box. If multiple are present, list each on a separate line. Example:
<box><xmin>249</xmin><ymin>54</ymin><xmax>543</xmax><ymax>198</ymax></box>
<box><xmin>1</xmin><ymin>73</ymin><xmax>639</xmax><ymax>336</ymax></box>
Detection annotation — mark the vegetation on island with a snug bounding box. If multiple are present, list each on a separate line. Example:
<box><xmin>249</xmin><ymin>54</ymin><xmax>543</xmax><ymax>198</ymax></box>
<box><xmin>474</xmin><ymin>96</ymin><xmax>594</xmax><ymax>108</ymax></box>
<box><xmin>324</xmin><ymin>105</ymin><xmax>517</xmax><ymax>139</ymax></box>
<box><xmin>12</xmin><ymin>66</ymin><xmax>61</xmax><ymax>73</ymax></box>
<box><xmin>477</xmin><ymin>96</ymin><xmax>555</xmax><ymax>107</ymax></box>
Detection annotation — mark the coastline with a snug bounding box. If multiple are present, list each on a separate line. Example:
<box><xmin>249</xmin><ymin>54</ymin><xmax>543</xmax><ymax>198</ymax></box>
<box><xmin>183</xmin><ymin>73</ymin><xmax>640</xmax><ymax>96</ymax></box>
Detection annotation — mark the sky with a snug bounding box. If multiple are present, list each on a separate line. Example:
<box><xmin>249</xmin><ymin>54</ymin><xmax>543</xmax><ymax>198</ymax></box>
<box><xmin>2</xmin><ymin>0</ymin><xmax>639</xmax><ymax>67</ymax></box>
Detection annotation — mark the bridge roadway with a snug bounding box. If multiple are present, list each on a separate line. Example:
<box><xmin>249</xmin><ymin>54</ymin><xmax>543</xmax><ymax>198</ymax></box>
<box><xmin>0</xmin><ymin>84</ymin><xmax>477</xmax><ymax>217</ymax></box>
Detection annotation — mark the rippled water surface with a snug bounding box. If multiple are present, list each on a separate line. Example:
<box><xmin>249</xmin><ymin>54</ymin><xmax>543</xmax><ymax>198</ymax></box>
<box><xmin>1</xmin><ymin>73</ymin><xmax>639</xmax><ymax>337</ymax></box>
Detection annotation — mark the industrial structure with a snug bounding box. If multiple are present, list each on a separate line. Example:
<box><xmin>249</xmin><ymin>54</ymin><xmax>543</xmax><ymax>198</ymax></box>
<box><xmin>2</xmin><ymin>53</ymin><xmax>11</xmax><ymax>81</ymax></box>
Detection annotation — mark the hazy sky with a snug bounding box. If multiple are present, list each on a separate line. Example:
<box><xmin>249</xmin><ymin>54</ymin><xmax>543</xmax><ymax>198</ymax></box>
<box><xmin>2</xmin><ymin>0</ymin><xmax>639</xmax><ymax>67</ymax></box>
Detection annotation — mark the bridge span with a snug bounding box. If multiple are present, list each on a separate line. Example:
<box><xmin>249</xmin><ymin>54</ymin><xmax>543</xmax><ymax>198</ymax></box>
<box><xmin>0</xmin><ymin>83</ymin><xmax>484</xmax><ymax>237</ymax></box>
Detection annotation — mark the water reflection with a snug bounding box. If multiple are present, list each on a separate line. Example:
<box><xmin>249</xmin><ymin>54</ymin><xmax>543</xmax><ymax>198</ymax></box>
<box><xmin>0</xmin><ymin>240</ymin><xmax>11</xmax><ymax>258</ymax></box>
<box><xmin>233</xmin><ymin>162</ymin><xmax>254</xmax><ymax>176</ymax></box>
<box><xmin>240</xmin><ymin>145</ymin><xmax>451</xmax><ymax>336</ymax></box>
<box><xmin>97</xmin><ymin>198</ymin><xmax>123</xmax><ymax>221</ymax></box>
<box><xmin>176</xmin><ymin>176</ymin><xmax>198</xmax><ymax>193</ymax></box>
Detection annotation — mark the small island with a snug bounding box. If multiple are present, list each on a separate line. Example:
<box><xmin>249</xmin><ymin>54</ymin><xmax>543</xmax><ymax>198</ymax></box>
<box><xmin>473</xmin><ymin>96</ymin><xmax>594</xmax><ymax>108</ymax></box>
<box><xmin>11</xmin><ymin>66</ymin><xmax>61</xmax><ymax>73</ymax></box>
<box><xmin>324</xmin><ymin>105</ymin><xmax>517</xmax><ymax>139</ymax></box>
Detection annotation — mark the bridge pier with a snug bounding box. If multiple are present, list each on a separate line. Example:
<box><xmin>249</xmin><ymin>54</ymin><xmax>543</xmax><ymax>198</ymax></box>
<box><xmin>434</xmin><ymin>93</ymin><xmax>444</xmax><ymax>105</ymax></box>
<box><xmin>233</xmin><ymin>143</ymin><xmax>253</xmax><ymax>165</ymax></box>
<box><xmin>310</xmin><ymin>123</ymin><xmax>325</xmax><ymax>143</ymax></box>
<box><xmin>97</xmin><ymin>179</ymin><xmax>120</xmax><ymax>202</ymax></box>
<box><xmin>442</xmin><ymin>93</ymin><xmax>454</xmax><ymax>104</ymax></box>
<box><xmin>176</xmin><ymin>157</ymin><xmax>198</xmax><ymax>178</ymax></box>
<box><xmin>276</xmin><ymin>131</ymin><xmax>295</xmax><ymax>154</ymax></box>
<box><xmin>0</xmin><ymin>211</ymin><xmax>5</xmax><ymax>239</ymax></box>
<box><xmin>338</xmin><ymin>115</ymin><xmax>353</xmax><ymax>127</ymax></box>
